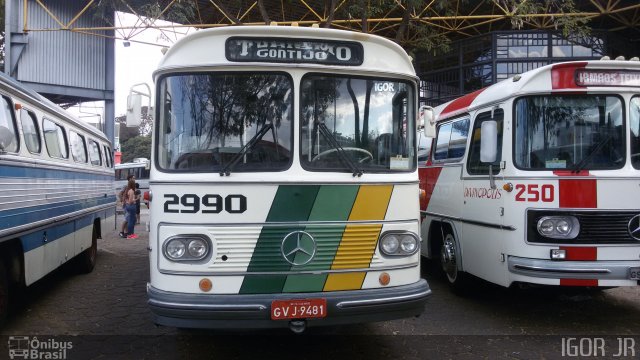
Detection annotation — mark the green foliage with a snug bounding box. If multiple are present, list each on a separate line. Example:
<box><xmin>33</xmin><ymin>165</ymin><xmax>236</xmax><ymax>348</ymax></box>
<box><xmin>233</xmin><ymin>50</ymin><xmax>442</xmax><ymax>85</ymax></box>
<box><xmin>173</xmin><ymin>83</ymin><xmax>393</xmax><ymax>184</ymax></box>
<box><xmin>120</xmin><ymin>135</ymin><xmax>151</xmax><ymax>163</ymax></box>
<box><xmin>498</xmin><ymin>0</ymin><xmax>591</xmax><ymax>38</ymax></box>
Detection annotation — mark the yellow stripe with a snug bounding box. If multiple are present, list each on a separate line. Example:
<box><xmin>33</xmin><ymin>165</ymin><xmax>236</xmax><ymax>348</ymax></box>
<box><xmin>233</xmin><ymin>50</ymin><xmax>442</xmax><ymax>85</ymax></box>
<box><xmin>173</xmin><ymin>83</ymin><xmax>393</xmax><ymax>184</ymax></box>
<box><xmin>323</xmin><ymin>185</ymin><xmax>393</xmax><ymax>291</ymax></box>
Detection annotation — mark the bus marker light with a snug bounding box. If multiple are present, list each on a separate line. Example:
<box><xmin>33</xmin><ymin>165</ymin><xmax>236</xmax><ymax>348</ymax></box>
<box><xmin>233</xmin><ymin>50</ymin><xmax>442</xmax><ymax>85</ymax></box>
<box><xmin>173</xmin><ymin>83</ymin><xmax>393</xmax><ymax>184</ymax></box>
<box><xmin>199</xmin><ymin>278</ymin><xmax>212</xmax><ymax>292</ymax></box>
<box><xmin>550</xmin><ymin>249</ymin><xmax>566</xmax><ymax>260</ymax></box>
<box><xmin>503</xmin><ymin>183</ymin><xmax>513</xmax><ymax>192</ymax></box>
<box><xmin>379</xmin><ymin>272</ymin><xmax>390</xmax><ymax>286</ymax></box>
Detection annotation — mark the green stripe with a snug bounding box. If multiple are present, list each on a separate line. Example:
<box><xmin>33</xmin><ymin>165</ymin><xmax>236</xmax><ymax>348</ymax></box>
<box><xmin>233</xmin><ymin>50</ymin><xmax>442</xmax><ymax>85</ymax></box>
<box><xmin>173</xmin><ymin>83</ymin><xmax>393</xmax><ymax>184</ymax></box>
<box><xmin>282</xmin><ymin>185</ymin><xmax>359</xmax><ymax>293</ymax></box>
<box><xmin>239</xmin><ymin>185</ymin><xmax>320</xmax><ymax>294</ymax></box>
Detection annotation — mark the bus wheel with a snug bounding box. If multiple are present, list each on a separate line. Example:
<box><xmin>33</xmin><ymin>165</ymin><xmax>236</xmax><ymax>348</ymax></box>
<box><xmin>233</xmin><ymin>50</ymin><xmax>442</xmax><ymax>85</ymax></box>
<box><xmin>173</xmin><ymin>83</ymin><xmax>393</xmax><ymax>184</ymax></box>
<box><xmin>440</xmin><ymin>231</ymin><xmax>469</xmax><ymax>293</ymax></box>
<box><xmin>75</xmin><ymin>226</ymin><xmax>98</xmax><ymax>274</ymax></box>
<box><xmin>0</xmin><ymin>258</ymin><xmax>8</xmax><ymax>325</ymax></box>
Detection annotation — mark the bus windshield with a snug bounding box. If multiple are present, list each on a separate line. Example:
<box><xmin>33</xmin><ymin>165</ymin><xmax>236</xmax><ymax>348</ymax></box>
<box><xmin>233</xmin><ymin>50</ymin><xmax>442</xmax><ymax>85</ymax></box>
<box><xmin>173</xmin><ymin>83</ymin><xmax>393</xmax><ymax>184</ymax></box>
<box><xmin>300</xmin><ymin>75</ymin><xmax>415</xmax><ymax>173</ymax></box>
<box><xmin>514</xmin><ymin>95</ymin><xmax>624</xmax><ymax>171</ymax></box>
<box><xmin>156</xmin><ymin>72</ymin><xmax>293</xmax><ymax>172</ymax></box>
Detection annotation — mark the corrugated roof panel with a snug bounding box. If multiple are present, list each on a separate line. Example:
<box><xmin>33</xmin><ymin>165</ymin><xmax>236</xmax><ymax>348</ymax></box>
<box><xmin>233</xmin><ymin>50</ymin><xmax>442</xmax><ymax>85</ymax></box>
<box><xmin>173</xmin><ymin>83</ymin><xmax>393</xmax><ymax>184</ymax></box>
<box><xmin>16</xmin><ymin>0</ymin><xmax>109</xmax><ymax>91</ymax></box>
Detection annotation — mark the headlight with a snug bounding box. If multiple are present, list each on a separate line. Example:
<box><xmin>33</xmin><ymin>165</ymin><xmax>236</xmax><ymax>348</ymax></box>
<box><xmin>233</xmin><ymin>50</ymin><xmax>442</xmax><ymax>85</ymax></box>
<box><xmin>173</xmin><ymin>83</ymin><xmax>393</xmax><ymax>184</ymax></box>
<box><xmin>163</xmin><ymin>235</ymin><xmax>211</xmax><ymax>262</ymax></box>
<box><xmin>536</xmin><ymin>216</ymin><xmax>579</xmax><ymax>239</ymax></box>
<box><xmin>188</xmin><ymin>239</ymin><xmax>208</xmax><ymax>257</ymax></box>
<box><xmin>381</xmin><ymin>235</ymin><xmax>400</xmax><ymax>254</ymax></box>
<box><xmin>165</xmin><ymin>240</ymin><xmax>186</xmax><ymax>259</ymax></box>
<box><xmin>379</xmin><ymin>232</ymin><xmax>419</xmax><ymax>256</ymax></box>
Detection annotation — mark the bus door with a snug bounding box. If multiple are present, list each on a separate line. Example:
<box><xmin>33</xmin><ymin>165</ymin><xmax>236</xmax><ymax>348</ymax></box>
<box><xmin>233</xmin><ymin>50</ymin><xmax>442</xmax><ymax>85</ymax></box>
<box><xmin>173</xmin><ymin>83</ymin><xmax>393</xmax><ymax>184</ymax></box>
<box><xmin>461</xmin><ymin>107</ymin><xmax>508</xmax><ymax>286</ymax></box>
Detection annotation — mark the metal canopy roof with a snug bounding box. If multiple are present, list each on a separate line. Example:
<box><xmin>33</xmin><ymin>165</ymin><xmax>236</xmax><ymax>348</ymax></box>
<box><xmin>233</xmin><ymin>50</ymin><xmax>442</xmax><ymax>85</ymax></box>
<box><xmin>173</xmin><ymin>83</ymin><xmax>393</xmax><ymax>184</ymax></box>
<box><xmin>22</xmin><ymin>0</ymin><xmax>640</xmax><ymax>72</ymax></box>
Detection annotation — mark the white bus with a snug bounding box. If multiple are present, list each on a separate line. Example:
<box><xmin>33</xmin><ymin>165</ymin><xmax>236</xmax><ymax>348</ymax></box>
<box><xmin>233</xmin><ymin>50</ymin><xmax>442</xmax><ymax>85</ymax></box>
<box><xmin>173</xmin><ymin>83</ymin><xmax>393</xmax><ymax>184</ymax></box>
<box><xmin>114</xmin><ymin>157</ymin><xmax>150</xmax><ymax>191</ymax></box>
<box><xmin>142</xmin><ymin>25</ymin><xmax>430</xmax><ymax>331</ymax></box>
<box><xmin>420</xmin><ymin>59</ymin><xmax>640</xmax><ymax>292</ymax></box>
<box><xmin>0</xmin><ymin>72</ymin><xmax>116</xmax><ymax>322</ymax></box>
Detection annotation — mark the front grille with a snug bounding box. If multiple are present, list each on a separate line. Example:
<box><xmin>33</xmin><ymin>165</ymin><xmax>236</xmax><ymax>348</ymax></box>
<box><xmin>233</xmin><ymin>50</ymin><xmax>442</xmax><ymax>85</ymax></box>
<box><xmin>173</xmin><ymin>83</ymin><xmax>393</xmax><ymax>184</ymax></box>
<box><xmin>527</xmin><ymin>210</ymin><xmax>640</xmax><ymax>245</ymax></box>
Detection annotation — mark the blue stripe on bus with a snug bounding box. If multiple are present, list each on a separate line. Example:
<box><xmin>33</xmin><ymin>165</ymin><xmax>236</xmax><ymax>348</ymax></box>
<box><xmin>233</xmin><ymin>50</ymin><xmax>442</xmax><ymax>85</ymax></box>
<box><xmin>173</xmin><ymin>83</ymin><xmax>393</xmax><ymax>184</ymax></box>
<box><xmin>0</xmin><ymin>164</ymin><xmax>113</xmax><ymax>181</ymax></box>
<box><xmin>0</xmin><ymin>196</ymin><xmax>116</xmax><ymax>231</ymax></box>
<box><xmin>20</xmin><ymin>209</ymin><xmax>116</xmax><ymax>253</ymax></box>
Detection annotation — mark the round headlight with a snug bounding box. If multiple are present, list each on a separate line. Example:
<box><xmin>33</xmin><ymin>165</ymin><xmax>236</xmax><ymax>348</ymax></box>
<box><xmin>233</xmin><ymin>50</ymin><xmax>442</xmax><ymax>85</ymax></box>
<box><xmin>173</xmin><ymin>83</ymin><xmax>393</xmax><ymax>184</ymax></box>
<box><xmin>400</xmin><ymin>236</ymin><xmax>417</xmax><ymax>254</ymax></box>
<box><xmin>556</xmin><ymin>219</ymin><xmax>571</xmax><ymax>235</ymax></box>
<box><xmin>381</xmin><ymin>235</ymin><xmax>400</xmax><ymax>254</ymax></box>
<box><xmin>166</xmin><ymin>240</ymin><xmax>186</xmax><ymax>259</ymax></box>
<box><xmin>538</xmin><ymin>218</ymin><xmax>555</xmax><ymax>236</ymax></box>
<box><xmin>188</xmin><ymin>239</ymin><xmax>208</xmax><ymax>258</ymax></box>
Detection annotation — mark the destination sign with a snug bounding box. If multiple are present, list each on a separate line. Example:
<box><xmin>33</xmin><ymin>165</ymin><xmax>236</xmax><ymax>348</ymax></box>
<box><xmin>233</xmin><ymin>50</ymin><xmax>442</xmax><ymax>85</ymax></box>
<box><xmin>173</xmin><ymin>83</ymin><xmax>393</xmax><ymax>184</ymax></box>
<box><xmin>575</xmin><ymin>69</ymin><xmax>640</xmax><ymax>87</ymax></box>
<box><xmin>226</xmin><ymin>37</ymin><xmax>363</xmax><ymax>65</ymax></box>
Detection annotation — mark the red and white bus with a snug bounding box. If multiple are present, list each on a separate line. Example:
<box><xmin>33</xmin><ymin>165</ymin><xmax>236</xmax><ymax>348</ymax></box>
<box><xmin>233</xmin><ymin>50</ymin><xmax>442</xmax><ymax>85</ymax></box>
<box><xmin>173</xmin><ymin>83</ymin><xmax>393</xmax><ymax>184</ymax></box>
<box><xmin>419</xmin><ymin>59</ymin><xmax>640</xmax><ymax>291</ymax></box>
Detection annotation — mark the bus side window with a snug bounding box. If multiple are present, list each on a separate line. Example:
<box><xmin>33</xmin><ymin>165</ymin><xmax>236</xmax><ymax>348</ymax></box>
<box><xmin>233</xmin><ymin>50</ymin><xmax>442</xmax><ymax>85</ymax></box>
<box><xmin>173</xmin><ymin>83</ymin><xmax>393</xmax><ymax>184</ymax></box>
<box><xmin>88</xmin><ymin>139</ymin><xmax>102</xmax><ymax>166</ymax></box>
<box><xmin>43</xmin><ymin>118</ymin><xmax>69</xmax><ymax>159</ymax></box>
<box><xmin>432</xmin><ymin>117</ymin><xmax>470</xmax><ymax>162</ymax></box>
<box><xmin>0</xmin><ymin>95</ymin><xmax>19</xmax><ymax>153</ymax></box>
<box><xmin>467</xmin><ymin>109</ymin><xmax>504</xmax><ymax>175</ymax></box>
<box><xmin>70</xmin><ymin>131</ymin><xmax>88</xmax><ymax>163</ymax></box>
<box><xmin>20</xmin><ymin>109</ymin><xmax>41</xmax><ymax>154</ymax></box>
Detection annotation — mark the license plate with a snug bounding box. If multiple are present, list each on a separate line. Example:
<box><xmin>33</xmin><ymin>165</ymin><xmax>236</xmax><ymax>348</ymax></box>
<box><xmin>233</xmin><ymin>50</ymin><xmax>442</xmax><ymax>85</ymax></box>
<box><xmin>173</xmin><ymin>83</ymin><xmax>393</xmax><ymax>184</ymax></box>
<box><xmin>271</xmin><ymin>299</ymin><xmax>327</xmax><ymax>320</ymax></box>
<box><xmin>629</xmin><ymin>267</ymin><xmax>640</xmax><ymax>280</ymax></box>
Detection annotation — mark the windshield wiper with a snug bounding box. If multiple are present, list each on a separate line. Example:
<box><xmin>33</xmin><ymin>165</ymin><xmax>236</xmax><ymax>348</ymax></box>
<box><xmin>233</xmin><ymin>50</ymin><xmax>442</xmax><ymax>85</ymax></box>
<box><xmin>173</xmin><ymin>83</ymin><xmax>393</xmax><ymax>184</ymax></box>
<box><xmin>571</xmin><ymin>134</ymin><xmax>612</xmax><ymax>173</ymax></box>
<box><xmin>315</xmin><ymin>120</ymin><xmax>363</xmax><ymax>177</ymax></box>
<box><xmin>219</xmin><ymin>122</ymin><xmax>273</xmax><ymax>176</ymax></box>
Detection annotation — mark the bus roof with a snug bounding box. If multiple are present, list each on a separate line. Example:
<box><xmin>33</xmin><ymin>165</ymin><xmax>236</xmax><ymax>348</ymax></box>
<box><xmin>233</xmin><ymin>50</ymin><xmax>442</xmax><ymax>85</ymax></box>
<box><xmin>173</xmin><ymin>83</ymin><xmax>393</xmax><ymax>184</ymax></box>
<box><xmin>433</xmin><ymin>59</ymin><xmax>640</xmax><ymax>122</ymax></box>
<box><xmin>155</xmin><ymin>26</ymin><xmax>416</xmax><ymax>77</ymax></box>
<box><xmin>0</xmin><ymin>72</ymin><xmax>110</xmax><ymax>142</ymax></box>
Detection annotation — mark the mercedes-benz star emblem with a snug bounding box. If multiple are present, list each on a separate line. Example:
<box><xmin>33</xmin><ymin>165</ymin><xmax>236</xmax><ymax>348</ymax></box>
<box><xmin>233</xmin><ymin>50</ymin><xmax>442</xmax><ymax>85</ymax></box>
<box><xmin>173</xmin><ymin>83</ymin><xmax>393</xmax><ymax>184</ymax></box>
<box><xmin>281</xmin><ymin>231</ymin><xmax>316</xmax><ymax>266</ymax></box>
<box><xmin>628</xmin><ymin>214</ymin><xmax>640</xmax><ymax>241</ymax></box>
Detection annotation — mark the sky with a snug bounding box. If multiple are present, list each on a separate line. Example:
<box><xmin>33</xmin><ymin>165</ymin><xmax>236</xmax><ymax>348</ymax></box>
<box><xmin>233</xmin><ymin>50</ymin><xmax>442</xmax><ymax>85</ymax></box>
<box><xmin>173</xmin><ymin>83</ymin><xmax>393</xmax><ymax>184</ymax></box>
<box><xmin>68</xmin><ymin>12</ymin><xmax>195</xmax><ymax>124</ymax></box>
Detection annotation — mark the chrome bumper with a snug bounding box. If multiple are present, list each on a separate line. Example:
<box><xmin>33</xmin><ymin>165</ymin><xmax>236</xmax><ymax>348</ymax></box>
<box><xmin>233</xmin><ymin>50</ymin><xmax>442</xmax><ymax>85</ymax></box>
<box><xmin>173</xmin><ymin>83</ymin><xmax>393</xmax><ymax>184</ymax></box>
<box><xmin>147</xmin><ymin>279</ymin><xmax>431</xmax><ymax>329</ymax></box>
<box><xmin>508</xmin><ymin>256</ymin><xmax>639</xmax><ymax>280</ymax></box>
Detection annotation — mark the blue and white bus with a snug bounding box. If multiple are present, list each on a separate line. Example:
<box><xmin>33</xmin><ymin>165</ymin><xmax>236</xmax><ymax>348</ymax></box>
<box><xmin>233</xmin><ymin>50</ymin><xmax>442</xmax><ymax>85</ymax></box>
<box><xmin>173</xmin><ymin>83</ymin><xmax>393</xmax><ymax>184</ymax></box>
<box><xmin>0</xmin><ymin>72</ymin><xmax>116</xmax><ymax>323</ymax></box>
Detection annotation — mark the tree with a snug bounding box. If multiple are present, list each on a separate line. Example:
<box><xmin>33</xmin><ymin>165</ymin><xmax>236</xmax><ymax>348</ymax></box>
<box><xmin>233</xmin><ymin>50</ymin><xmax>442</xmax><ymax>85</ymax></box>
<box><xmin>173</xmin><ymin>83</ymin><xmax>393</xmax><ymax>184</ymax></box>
<box><xmin>120</xmin><ymin>135</ymin><xmax>151</xmax><ymax>163</ymax></box>
<box><xmin>115</xmin><ymin>105</ymin><xmax>152</xmax><ymax>161</ymax></box>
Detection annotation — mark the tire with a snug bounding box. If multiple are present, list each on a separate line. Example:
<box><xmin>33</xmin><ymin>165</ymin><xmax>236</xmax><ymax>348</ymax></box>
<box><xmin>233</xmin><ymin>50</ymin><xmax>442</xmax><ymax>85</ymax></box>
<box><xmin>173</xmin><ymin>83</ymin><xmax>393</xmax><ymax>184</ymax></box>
<box><xmin>440</xmin><ymin>229</ymin><xmax>471</xmax><ymax>295</ymax></box>
<box><xmin>75</xmin><ymin>226</ymin><xmax>98</xmax><ymax>274</ymax></box>
<box><xmin>0</xmin><ymin>258</ymin><xmax>8</xmax><ymax>326</ymax></box>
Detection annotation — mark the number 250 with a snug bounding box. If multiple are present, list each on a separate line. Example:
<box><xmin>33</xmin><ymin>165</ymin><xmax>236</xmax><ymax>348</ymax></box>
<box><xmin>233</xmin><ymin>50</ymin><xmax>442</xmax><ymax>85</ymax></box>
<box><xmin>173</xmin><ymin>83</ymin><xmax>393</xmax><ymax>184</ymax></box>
<box><xmin>514</xmin><ymin>184</ymin><xmax>554</xmax><ymax>202</ymax></box>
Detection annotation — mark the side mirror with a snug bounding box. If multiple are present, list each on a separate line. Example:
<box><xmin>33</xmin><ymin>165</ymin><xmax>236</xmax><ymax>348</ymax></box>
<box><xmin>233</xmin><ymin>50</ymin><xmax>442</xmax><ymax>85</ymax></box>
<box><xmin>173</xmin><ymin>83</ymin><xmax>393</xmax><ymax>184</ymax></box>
<box><xmin>419</xmin><ymin>105</ymin><xmax>436</xmax><ymax>138</ymax></box>
<box><xmin>126</xmin><ymin>83</ymin><xmax>153</xmax><ymax>128</ymax></box>
<box><xmin>0</xmin><ymin>125</ymin><xmax>15</xmax><ymax>152</ymax></box>
<box><xmin>126</xmin><ymin>93</ymin><xmax>142</xmax><ymax>127</ymax></box>
<box><xmin>480</xmin><ymin>120</ymin><xmax>498</xmax><ymax>163</ymax></box>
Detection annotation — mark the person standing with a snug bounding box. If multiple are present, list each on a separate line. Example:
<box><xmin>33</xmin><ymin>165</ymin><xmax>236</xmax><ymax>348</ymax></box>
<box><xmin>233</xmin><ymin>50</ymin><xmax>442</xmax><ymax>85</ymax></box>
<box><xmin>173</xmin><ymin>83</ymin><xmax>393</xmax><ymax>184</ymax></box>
<box><xmin>135</xmin><ymin>182</ymin><xmax>142</xmax><ymax>225</ymax></box>
<box><xmin>119</xmin><ymin>174</ymin><xmax>135</xmax><ymax>238</ymax></box>
<box><xmin>124</xmin><ymin>177</ymin><xmax>138</xmax><ymax>239</ymax></box>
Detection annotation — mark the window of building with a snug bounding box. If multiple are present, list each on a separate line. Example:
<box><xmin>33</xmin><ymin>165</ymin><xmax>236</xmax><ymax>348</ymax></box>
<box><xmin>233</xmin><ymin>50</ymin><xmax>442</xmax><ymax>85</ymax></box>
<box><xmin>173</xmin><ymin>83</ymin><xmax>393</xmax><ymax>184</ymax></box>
<box><xmin>43</xmin><ymin>118</ymin><xmax>68</xmax><ymax>159</ymax></box>
<box><xmin>0</xmin><ymin>96</ymin><xmax>19</xmax><ymax>153</ymax></box>
<box><xmin>70</xmin><ymin>131</ymin><xmax>88</xmax><ymax>163</ymax></box>
<box><xmin>467</xmin><ymin>109</ymin><xmax>504</xmax><ymax>175</ymax></box>
<box><xmin>496</xmin><ymin>32</ymin><xmax>548</xmax><ymax>59</ymax></box>
<box><xmin>20</xmin><ymin>109</ymin><xmax>41</xmax><ymax>154</ymax></box>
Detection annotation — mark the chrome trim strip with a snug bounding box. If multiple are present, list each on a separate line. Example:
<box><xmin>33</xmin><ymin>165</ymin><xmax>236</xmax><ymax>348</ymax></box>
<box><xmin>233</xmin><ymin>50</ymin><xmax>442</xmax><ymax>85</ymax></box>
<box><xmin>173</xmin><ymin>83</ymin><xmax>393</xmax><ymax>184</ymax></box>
<box><xmin>157</xmin><ymin>219</ymin><xmax>419</xmax><ymax>228</ymax></box>
<box><xmin>0</xmin><ymin>202</ymin><xmax>116</xmax><ymax>241</ymax></box>
<box><xmin>150</xmin><ymin>180</ymin><xmax>419</xmax><ymax>185</ymax></box>
<box><xmin>158</xmin><ymin>263</ymin><xmax>419</xmax><ymax>276</ymax></box>
<box><xmin>421</xmin><ymin>211</ymin><xmax>516</xmax><ymax>231</ymax></box>
<box><xmin>148</xmin><ymin>299</ymin><xmax>267</xmax><ymax>311</ymax></box>
<box><xmin>513</xmin><ymin>264</ymin><xmax>611</xmax><ymax>274</ymax></box>
<box><xmin>336</xmin><ymin>289</ymin><xmax>432</xmax><ymax>309</ymax></box>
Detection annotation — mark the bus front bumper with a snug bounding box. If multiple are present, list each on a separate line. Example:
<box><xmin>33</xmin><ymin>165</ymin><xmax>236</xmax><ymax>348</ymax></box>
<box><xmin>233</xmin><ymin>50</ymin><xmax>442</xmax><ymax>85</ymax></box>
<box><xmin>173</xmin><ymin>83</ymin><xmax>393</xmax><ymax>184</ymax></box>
<box><xmin>147</xmin><ymin>279</ymin><xmax>431</xmax><ymax>329</ymax></box>
<box><xmin>508</xmin><ymin>256</ymin><xmax>640</xmax><ymax>285</ymax></box>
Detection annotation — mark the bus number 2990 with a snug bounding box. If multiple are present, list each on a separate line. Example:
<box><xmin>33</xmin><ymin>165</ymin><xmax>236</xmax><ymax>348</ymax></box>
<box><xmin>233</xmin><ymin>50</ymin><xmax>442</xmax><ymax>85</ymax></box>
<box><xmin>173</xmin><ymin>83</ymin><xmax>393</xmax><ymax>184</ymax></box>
<box><xmin>163</xmin><ymin>194</ymin><xmax>247</xmax><ymax>214</ymax></box>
